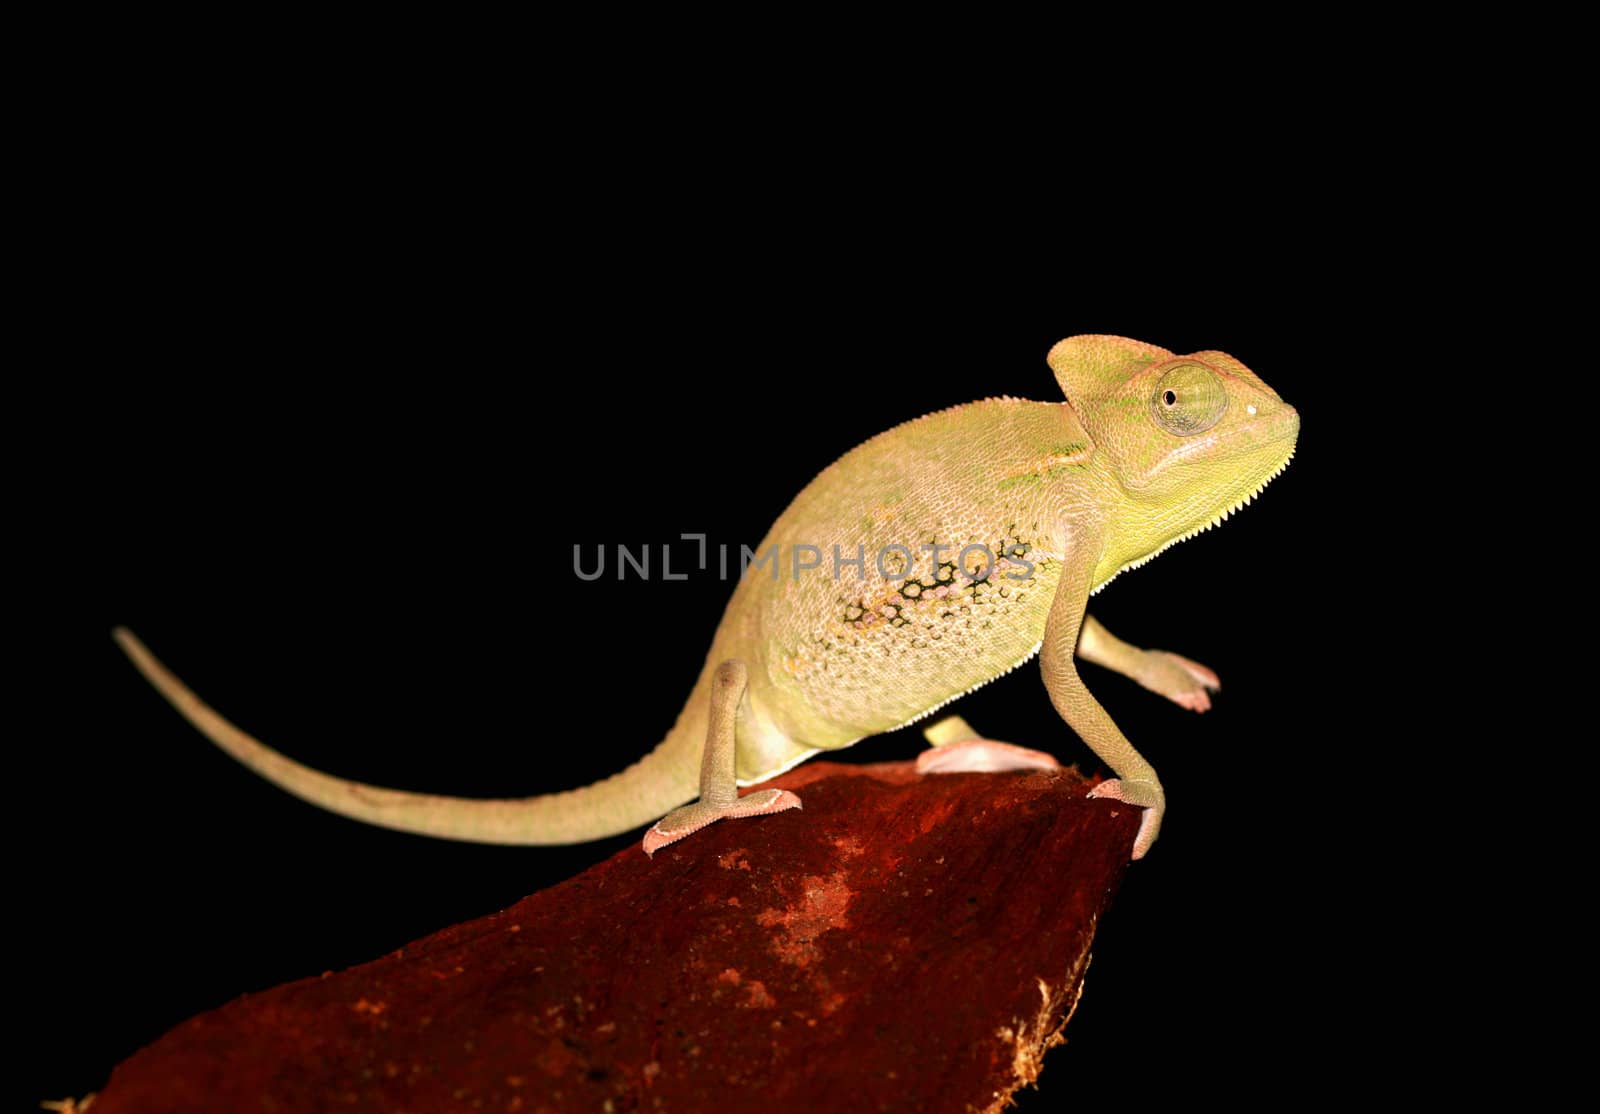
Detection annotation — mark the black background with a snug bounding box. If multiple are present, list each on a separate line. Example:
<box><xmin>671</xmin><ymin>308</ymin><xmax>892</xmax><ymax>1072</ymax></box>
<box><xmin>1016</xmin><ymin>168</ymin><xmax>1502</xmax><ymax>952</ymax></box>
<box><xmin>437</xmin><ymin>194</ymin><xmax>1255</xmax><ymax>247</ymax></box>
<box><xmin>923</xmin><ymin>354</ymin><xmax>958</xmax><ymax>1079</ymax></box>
<box><xmin>23</xmin><ymin>166</ymin><xmax>1386</xmax><ymax>1108</ymax></box>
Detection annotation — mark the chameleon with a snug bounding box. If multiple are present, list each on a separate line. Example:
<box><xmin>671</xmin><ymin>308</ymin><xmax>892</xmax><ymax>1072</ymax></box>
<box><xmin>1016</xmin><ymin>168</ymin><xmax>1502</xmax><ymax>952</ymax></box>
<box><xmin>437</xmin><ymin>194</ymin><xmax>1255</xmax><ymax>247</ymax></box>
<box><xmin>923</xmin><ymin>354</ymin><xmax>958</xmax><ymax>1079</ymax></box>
<box><xmin>115</xmin><ymin>334</ymin><xmax>1298</xmax><ymax>861</ymax></box>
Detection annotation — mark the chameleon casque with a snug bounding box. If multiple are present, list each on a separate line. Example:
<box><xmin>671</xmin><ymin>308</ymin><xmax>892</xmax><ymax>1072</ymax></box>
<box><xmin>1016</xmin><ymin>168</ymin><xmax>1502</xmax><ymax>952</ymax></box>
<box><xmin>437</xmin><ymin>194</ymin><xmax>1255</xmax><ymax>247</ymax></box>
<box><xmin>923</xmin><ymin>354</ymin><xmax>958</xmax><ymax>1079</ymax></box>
<box><xmin>116</xmin><ymin>335</ymin><xmax>1298</xmax><ymax>861</ymax></box>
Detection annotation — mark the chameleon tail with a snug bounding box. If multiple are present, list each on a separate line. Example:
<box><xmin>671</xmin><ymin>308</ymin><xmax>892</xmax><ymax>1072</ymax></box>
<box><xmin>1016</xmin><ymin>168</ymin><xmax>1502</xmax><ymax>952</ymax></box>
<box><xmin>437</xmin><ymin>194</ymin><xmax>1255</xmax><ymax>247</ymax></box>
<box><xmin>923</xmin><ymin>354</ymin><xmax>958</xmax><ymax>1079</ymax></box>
<box><xmin>112</xmin><ymin>627</ymin><xmax>704</xmax><ymax>845</ymax></box>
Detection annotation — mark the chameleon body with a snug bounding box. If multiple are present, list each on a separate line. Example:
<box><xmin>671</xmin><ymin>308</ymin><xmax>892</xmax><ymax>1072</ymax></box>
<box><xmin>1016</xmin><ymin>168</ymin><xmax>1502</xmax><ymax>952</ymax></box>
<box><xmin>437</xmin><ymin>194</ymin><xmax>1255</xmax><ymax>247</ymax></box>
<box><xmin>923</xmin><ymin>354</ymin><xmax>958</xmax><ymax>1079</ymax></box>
<box><xmin>116</xmin><ymin>335</ymin><xmax>1298</xmax><ymax>860</ymax></box>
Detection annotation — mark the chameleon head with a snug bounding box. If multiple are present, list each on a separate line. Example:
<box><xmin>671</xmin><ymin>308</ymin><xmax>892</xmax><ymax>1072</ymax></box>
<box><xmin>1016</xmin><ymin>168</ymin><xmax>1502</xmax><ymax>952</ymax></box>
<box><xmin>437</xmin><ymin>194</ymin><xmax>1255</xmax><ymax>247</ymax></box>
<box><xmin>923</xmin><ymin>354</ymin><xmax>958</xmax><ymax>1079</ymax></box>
<box><xmin>1048</xmin><ymin>335</ymin><xmax>1299</xmax><ymax>567</ymax></box>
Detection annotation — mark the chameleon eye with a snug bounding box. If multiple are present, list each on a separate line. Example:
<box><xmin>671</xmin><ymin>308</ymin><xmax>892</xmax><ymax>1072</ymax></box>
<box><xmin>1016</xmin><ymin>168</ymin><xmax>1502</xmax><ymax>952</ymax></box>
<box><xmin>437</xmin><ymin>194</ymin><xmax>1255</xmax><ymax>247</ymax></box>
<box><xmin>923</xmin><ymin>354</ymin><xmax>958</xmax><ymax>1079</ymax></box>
<box><xmin>1151</xmin><ymin>363</ymin><xmax>1226</xmax><ymax>435</ymax></box>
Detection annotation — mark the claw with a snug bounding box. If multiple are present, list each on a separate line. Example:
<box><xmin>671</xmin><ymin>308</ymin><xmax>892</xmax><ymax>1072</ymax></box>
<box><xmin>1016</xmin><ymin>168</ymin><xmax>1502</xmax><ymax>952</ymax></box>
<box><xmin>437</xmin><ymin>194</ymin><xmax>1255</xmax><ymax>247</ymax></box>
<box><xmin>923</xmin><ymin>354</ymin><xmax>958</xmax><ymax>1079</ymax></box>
<box><xmin>1139</xmin><ymin>650</ymin><xmax>1220</xmax><ymax>713</ymax></box>
<box><xmin>1087</xmin><ymin>777</ymin><xmax>1164</xmax><ymax>860</ymax></box>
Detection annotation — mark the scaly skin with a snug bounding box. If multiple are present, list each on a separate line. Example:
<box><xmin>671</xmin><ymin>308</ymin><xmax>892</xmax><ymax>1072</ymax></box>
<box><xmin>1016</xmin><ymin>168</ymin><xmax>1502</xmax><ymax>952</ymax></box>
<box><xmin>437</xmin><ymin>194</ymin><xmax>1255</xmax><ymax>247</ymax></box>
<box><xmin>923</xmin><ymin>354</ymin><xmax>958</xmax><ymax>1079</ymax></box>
<box><xmin>116</xmin><ymin>335</ymin><xmax>1298</xmax><ymax>861</ymax></box>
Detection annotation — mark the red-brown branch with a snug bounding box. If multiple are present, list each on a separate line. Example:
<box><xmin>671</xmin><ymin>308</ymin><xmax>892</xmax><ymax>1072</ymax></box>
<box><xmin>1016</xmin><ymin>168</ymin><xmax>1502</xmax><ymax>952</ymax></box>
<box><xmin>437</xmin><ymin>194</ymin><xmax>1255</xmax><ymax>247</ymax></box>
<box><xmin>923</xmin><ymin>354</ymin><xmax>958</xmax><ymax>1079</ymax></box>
<box><xmin>89</xmin><ymin>761</ymin><xmax>1137</xmax><ymax>1113</ymax></box>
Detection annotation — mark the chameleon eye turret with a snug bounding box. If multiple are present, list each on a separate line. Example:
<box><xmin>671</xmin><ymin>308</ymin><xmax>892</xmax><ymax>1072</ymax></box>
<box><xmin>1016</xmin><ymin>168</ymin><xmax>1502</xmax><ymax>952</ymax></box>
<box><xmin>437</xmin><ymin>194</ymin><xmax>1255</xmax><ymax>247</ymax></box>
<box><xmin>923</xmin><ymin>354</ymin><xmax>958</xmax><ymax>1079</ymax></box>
<box><xmin>1150</xmin><ymin>362</ymin><xmax>1228</xmax><ymax>435</ymax></box>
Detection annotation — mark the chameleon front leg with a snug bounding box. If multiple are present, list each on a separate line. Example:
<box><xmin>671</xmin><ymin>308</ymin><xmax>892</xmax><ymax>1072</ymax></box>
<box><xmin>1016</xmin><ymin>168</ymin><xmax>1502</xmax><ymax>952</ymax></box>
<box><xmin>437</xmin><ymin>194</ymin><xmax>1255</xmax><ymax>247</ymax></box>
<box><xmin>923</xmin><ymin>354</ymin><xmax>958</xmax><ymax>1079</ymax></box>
<box><xmin>1041</xmin><ymin>559</ymin><xmax>1166</xmax><ymax>860</ymax></box>
<box><xmin>1076</xmin><ymin>614</ymin><xmax>1221</xmax><ymax>713</ymax></box>
<box><xmin>641</xmin><ymin>660</ymin><xmax>802</xmax><ymax>856</ymax></box>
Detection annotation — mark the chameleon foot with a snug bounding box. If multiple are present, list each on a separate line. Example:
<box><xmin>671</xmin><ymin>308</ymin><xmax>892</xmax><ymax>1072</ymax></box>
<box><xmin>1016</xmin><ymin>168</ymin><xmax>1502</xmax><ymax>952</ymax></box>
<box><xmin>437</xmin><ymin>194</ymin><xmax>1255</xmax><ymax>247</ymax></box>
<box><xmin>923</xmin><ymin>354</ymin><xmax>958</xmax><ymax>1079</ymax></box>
<box><xmin>643</xmin><ymin>789</ymin><xmax>803</xmax><ymax>856</ymax></box>
<box><xmin>1076</xmin><ymin>616</ymin><xmax>1220</xmax><ymax>714</ymax></box>
<box><xmin>916</xmin><ymin>738</ymin><xmax>1061</xmax><ymax>775</ymax></box>
<box><xmin>1137</xmin><ymin>650</ymin><xmax>1220</xmax><ymax>713</ymax></box>
<box><xmin>1087</xmin><ymin>777</ymin><xmax>1165</xmax><ymax>860</ymax></box>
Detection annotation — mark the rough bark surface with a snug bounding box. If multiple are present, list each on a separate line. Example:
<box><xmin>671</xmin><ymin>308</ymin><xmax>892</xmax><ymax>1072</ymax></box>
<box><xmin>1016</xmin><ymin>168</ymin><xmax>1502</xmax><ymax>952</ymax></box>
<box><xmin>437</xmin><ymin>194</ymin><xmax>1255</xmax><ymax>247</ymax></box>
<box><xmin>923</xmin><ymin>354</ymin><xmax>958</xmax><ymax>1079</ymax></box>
<box><xmin>89</xmin><ymin>761</ymin><xmax>1137</xmax><ymax>1113</ymax></box>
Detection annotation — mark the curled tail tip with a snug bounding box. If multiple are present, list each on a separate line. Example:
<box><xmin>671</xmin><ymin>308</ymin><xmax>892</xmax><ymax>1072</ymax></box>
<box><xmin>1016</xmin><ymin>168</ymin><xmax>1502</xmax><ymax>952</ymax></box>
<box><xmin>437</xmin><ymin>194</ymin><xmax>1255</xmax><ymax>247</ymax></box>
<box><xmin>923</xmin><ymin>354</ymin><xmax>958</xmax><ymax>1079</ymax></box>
<box><xmin>112</xmin><ymin>627</ymin><xmax>158</xmax><ymax>668</ymax></box>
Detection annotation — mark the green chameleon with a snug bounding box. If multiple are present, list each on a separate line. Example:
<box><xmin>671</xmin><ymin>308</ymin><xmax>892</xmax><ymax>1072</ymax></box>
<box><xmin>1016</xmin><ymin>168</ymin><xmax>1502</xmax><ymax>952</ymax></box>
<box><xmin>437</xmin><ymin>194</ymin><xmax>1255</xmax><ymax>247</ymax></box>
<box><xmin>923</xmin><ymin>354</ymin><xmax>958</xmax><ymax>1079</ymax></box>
<box><xmin>116</xmin><ymin>334</ymin><xmax>1298</xmax><ymax>861</ymax></box>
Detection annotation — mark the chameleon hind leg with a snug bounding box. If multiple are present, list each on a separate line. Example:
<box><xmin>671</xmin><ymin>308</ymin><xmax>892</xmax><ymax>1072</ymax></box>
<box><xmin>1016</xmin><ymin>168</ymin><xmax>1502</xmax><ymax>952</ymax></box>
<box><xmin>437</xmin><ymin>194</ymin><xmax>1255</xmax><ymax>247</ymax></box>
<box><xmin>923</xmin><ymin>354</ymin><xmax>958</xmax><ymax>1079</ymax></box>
<box><xmin>915</xmin><ymin>715</ymin><xmax>1062</xmax><ymax>774</ymax></box>
<box><xmin>642</xmin><ymin>660</ymin><xmax>802</xmax><ymax>856</ymax></box>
